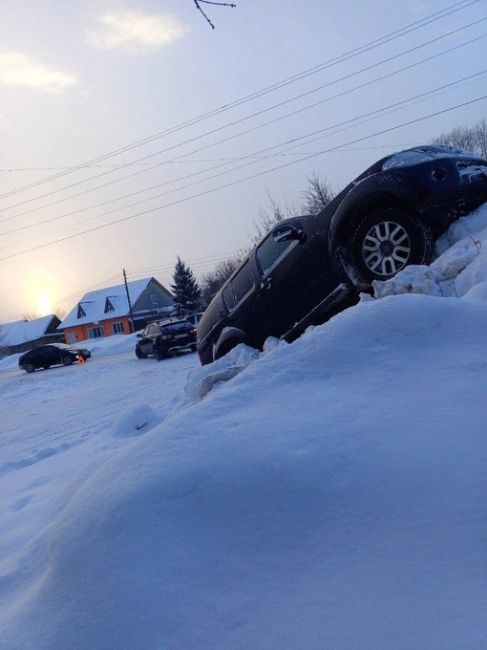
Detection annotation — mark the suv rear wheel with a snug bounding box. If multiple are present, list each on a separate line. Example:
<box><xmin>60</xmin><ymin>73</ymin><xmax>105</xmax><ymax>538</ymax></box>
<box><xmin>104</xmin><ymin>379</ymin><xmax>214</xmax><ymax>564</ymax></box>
<box><xmin>349</xmin><ymin>207</ymin><xmax>432</xmax><ymax>285</ymax></box>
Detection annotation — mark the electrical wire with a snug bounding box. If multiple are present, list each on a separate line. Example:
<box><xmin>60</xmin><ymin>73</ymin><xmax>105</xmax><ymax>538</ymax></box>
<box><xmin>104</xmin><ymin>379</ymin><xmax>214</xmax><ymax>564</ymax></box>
<box><xmin>1</xmin><ymin>93</ymin><xmax>485</xmax><ymax>263</ymax></box>
<box><xmin>0</xmin><ymin>0</ymin><xmax>478</xmax><ymax>201</ymax></box>
<box><xmin>2</xmin><ymin>62</ymin><xmax>485</xmax><ymax>245</ymax></box>
<box><xmin>2</xmin><ymin>21</ymin><xmax>486</xmax><ymax>226</ymax></box>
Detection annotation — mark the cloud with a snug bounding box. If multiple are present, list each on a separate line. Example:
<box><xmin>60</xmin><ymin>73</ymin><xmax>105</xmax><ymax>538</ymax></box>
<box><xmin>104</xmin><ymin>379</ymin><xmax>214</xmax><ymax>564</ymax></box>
<box><xmin>88</xmin><ymin>10</ymin><xmax>188</xmax><ymax>52</ymax></box>
<box><xmin>0</xmin><ymin>52</ymin><xmax>77</xmax><ymax>92</ymax></box>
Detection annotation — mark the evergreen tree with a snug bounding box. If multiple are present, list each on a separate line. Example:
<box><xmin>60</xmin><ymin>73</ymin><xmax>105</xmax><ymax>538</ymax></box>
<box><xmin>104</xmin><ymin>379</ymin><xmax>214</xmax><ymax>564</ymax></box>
<box><xmin>171</xmin><ymin>257</ymin><xmax>201</xmax><ymax>312</ymax></box>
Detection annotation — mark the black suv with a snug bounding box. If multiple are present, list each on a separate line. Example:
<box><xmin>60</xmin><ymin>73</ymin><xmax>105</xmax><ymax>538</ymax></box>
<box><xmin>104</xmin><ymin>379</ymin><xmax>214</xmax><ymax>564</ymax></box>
<box><xmin>197</xmin><ymin>145</ymin><xmax>487</xmax><ymax>365</ymax></box>
<box><xmin>135</xmin><ymin>319</ymin><xmax>197</xmax><ymax>360</ymax></box>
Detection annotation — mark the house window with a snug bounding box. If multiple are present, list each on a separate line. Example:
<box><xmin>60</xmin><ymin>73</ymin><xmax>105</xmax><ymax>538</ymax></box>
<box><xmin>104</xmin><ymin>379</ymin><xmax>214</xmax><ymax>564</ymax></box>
<box><xmin>77</xmin><ymin>304</ymin><xmax>86</xmax><ymax>318</ymax></box>
<box><xmin>112</xmin><ymin>322</ymin><xmax>124</xmax><ymax>334</ymax></box>
<box><xmin>88</xmin><ymin>326</ymin><xmax>104</xmax><ymax>338</ymax></box>
<box><xmin>150</xmin><ymin>294</ymin><xmax>158</xmax><ymax>306</ymax></box>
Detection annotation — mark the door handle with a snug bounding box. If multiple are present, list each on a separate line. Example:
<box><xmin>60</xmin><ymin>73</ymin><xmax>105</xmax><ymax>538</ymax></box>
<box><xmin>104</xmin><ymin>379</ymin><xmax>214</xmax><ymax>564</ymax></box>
<box><xmin>261</xmin><ymin>277</ymin><xmax>272</xmax><ymax>290</ymax></box>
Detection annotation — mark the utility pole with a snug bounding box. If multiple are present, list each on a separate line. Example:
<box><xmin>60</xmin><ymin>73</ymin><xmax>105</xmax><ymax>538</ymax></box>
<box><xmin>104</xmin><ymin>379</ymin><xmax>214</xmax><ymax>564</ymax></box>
<box><xmin>123</xmin><ymin>269</ymin><xmax>135</xmax><ymax>333</ymax></box>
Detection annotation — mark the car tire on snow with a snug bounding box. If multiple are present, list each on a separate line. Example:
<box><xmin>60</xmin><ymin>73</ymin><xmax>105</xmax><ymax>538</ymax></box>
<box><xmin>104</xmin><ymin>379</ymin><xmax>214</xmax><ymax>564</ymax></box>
<box><xmin>62</xmin><ymin>355</ymin><xmax>73</xmax><ymax>366</ymax></box>
<box><xmin>349</xmin><ymin>207</ymin><xmax>432</xmax><ymax>285</ymax></box>
<box><xmin>155</xmin><ymin>346</ymin><xmax>167</xmax><ymax>361</ymax></box>
<box><xmin>24</xmin><ymin>363</ymin><xmax>35</xmax><ymax>373</ymax></box>
<box><xmin>135</xmin><ymin>347</ymin><xmax>146</xmax><ymax>359</ymax></box>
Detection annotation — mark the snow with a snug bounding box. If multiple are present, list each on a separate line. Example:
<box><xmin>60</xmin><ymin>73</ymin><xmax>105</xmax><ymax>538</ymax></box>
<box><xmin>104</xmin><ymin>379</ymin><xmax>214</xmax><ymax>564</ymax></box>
<box><xmin>374</xmin><ymin>202</ymin><xmax>487</xmax><ymax>299</ymax></box>
<box><xmin>1</xmin><ymin>203</ymin><xmax>487</xmax><ymax>649</ymax></box>
<box><xmin>0</xmin><ymin>315</ymin><xmax>57</xmax><ymax>347</ymax></box>
<box><xmin>59</xmin><ymin>277</ymin><xmax>168</xmax><ymax>328</ymax></box>
<box><xmin>382</xmin><ymin>144</ymin><xmax>485</xmax><ymax>170</ymax></box>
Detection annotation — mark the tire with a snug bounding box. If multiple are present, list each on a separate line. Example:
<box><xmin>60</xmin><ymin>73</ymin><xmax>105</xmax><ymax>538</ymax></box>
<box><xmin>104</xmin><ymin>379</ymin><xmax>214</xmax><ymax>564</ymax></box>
<box><xmin>190</xmin><ymin>344</ymin><xmax>197</xmax><ymax>353</ymax></box>
<box><xmin>349</xmin><ymin>207</ymin><xmax>432</xmax><ymax>285</ymax></box>
<box><xmin>62</xmin><ymin>355</ymin><xmax>73</xmax><ymax>366</ymax></box>
<box><xmin>24</xmin><ymin>363</ymin><xmax>35</xmax><ymax>373</ymax></box>
<box><xmin>42</xmin><ymin>365</ymin><xmax>51</xmax><ymax>370</ymax></box>
<box><xmin>214</xmin><ymin>338</ymin><xmax>239</xmax><ymax>361</ymax></box>
<box><xmin>155</xmin><ymin>346</ymin><xmax>167</xmax><ymax>361</ymax></box>
<box><xmin>135</xmin><ymin>347</ymin><xmax>146</xmax><ymax>359</ymax></box>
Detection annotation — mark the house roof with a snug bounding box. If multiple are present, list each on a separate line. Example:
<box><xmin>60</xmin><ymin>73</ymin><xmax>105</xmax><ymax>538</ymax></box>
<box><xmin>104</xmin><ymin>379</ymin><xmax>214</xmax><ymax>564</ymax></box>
<box><xmin>59</xmin><ymin>277</ymin><xmax>171</xmax><ymax>328</ymax></box>
<box><xmin>0</xmin><ymin>314</ymin><xmax>58</xmax><ymax>347</ymax></box>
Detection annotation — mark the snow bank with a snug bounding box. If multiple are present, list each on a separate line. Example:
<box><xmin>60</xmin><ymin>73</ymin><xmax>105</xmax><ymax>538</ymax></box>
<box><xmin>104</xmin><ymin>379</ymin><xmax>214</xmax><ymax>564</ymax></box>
<box><xmin>374</xmin><ymin>202</ymin><xmax>487</xmax><ymax>299</ymax></box>
<box><xmin>112</xmin><ymin>404</ymin><xmax>160</xmax><ymax>438</ymax></box>
<box><xmin>78</xmin><ymin>332</ymin><xmax>139</xmax><ymax>356</ymax></box>
<box><xmin>181</xmin><ymin>343</ymin><xmax>260</xmax><ymax>403</ymax></box>
<box><xmin>2</xmin><ymin>291</ymin><xmax>487</xmax><ymax>649</ymax></box>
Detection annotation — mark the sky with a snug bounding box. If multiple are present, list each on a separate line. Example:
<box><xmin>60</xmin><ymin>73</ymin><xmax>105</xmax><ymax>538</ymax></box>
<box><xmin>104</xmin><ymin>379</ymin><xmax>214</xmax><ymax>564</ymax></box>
<box><xmin>0</xmin><ymin>0</ymin><xmax>486</xmax><ymax>321</ymax></box>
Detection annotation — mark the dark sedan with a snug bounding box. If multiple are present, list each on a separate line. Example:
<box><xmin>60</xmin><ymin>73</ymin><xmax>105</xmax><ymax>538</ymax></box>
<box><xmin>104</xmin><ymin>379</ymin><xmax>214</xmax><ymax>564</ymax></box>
<box><xmin>197</xmin><ymin>145</ymin><xmax>487</xmax><ymax>365</ymax></box>
<box><xmin>19</xmin><ymin>343</ymin><xmax>91</xmax><ymax>373</ymax></box>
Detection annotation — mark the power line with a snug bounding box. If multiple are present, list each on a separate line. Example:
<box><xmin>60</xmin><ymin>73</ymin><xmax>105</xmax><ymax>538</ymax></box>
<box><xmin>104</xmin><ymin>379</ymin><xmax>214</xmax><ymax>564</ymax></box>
<box><xmin>2</xmin><ymin>60</ymin><xmax>485</xmax><ymax>244</ymax></box>
<box><xmin>0</xmin><ymin>0</ymin><xmax>477</xmax><ymax>202</ymax></box>
<box><xmin>3</xmin><ymin>20</ymin><xmax>486</xmax><ymax>226</ymax></box>
<box><xmin>0</xmin><ymin>144</ymin><xmax>422</xmax><ymax>171</ymax></box>
<box><xmin>1</xmin><ymin>94</ymin><xmax>485</xmax><ymax>263</ymax></box>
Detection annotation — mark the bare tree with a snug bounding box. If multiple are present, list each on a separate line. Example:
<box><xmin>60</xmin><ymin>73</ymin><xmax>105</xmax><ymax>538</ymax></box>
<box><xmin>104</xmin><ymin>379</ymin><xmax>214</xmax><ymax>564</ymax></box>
<box><xmin>432</xmin><ymin>117</ymin><xmax>487</xmax><ymax>157</ymax></box>
<box><xmin>249</xmin><ymin>195</ymin><xmax>286</xmax><ymax>245</ymax></box>
<box><xmin>193</xmin><ymin>0</ymin><xmax>236</xmax><ymax>29</ymax></box>
<box><xmin>200</xmin><ymin>255</ymin><xmax>244</xmax><ymax>305</ymax></box>
<box><xmin>300</xmin><ymin>173</ymin><xmax>335</xmax><ymax>215</ymax></box>
<box><xmin>474</xmin><ymin>119</ymin><xmax>487</xmax><ymax>158</ymax></box>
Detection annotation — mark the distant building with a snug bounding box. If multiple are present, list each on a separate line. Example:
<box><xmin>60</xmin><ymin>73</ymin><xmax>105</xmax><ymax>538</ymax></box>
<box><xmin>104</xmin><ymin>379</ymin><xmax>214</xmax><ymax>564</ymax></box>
<box><xmin>0</xmin><ymin>315</ymin><xmax>63</xmax><ymax>356</ymax></box>
<box><xmin>59</xmin><ymin>277</ymin><xmax>174</xmax><ymax>343</ymax></box>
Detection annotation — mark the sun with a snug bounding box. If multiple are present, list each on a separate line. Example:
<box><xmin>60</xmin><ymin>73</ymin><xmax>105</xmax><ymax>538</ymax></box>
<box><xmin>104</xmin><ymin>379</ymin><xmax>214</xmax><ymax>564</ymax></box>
<box><xmin>36</xmin><ymin>292</ymin><xmax>54</xmax><ymax>316</ymax></box>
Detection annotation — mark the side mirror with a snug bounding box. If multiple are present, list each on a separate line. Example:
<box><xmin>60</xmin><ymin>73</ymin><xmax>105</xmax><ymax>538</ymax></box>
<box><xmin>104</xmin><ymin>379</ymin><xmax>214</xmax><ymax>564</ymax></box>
<box><xmin>272</xmin><ymin>224</ymin><xmax>304</xmax><ymax>244</ymax></box>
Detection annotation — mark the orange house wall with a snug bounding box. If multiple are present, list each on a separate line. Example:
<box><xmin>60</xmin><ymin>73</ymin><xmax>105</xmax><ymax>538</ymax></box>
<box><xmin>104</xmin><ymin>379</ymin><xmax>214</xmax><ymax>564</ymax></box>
<box><xmin>64</xmin><ymin>316</ymin><xmax>132</xmax><ymax>343</ymax></box>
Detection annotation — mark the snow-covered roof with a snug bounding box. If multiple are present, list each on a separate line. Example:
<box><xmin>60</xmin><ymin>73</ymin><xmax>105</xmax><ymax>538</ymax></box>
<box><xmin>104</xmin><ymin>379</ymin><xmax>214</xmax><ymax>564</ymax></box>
<box><xmin>60</xmin><ymin>278</ymin><xmax>156</xmax><ymax>328</ymax></box>
<box><xmin>0</xmin><ymin>314</ymin><xmax>57</xmax><ymax>347</ymax></box>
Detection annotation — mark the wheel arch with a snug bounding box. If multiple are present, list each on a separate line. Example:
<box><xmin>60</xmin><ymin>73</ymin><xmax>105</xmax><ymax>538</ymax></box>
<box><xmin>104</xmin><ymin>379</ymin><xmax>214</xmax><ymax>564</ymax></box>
<box><xmin>330</xmin><ymin>190</ymin><xmax>418</xmax><ymax>248</ymax></box>
<box><xmin>213</xmin><ymin>326</ymin><xmax>247</xmax><ymax>360</ymax></box>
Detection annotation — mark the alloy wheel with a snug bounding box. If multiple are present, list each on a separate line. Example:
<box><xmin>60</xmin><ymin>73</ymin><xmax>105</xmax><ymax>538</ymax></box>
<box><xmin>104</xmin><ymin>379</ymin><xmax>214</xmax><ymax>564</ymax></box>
<box><xmin>361</xmin><ymin>220</ymin><xmax>411</xmax><ymax>277</ymax></box>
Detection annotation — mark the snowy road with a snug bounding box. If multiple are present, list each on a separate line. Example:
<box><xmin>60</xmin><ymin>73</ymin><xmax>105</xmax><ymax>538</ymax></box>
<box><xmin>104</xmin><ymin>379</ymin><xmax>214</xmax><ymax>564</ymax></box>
<box><xmin>0</xmin><ymin>344</ymin><xmax>198</xmax><ymax>563</ymax></box>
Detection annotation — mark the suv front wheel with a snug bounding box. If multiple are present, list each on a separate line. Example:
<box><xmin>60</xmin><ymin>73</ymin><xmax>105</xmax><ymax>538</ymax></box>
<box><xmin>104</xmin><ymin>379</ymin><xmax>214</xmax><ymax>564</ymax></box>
<box><xmin>349</xmin><ymin>207</ymin><xmax>432</xmax><ymax>285</ymax></box>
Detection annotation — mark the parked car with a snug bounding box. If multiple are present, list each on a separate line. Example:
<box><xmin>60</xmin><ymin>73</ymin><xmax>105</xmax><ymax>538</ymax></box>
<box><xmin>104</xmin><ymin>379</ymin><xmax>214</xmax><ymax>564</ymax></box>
<box><xmin>19</xmin><ymin>343</ymin><xmax>91</xmax><ymax>373</ymax></box>
<box><xmin>197</xmin><ymin>145</ymin><xmax>487</xmax><ymax>365</ymax></box>
<box><xmin>186</xmin><ymin>312</ymin><xmax>204</xmax><ymax>327</ymax></box>
<box><xmin>135</xmin><ymin>319</ymin><xmax>197</xmax><ymax>360</ymax></box>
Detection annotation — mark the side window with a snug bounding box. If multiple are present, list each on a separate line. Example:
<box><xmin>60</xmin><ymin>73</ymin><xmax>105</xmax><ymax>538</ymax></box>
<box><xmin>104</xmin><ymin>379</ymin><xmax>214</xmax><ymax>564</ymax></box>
<box><xmin>112</xmin><ymin>322</ymin><xmax>124</xmax><ymax>334</ymax></box>
<box><xmin>232</xmin><ymin>261</ymin><xmax>253</xmax><ymax>304</ymax></box>
<box><xmin>222</xmin><ymin>283</ymin><xmax>236</xmax><ymax>311</ymax></box>
<box><xmin>256</xmin><ymin>232</ymin><xmax>295</xmax><ymax>275</ymax></box>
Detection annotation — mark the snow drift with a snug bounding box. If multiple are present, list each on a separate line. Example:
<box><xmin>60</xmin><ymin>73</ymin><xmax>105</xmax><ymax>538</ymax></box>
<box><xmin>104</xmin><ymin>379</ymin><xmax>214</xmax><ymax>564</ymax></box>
<box><xmin>1</xmin><ymin>204</ymin><xmax>487</xmax><ymax>649</ymax></box>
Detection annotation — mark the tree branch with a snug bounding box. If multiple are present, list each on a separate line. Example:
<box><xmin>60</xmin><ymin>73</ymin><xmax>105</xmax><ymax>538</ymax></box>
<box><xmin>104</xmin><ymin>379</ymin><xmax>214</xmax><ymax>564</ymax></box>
<box><xmin>193</xmin><ymin>0</ymin><xmax>236</xmax><ymax>29</ymax></box>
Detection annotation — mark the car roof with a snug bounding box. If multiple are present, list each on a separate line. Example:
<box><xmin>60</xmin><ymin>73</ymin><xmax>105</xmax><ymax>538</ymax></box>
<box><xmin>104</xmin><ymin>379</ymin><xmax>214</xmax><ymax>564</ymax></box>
<box><xmin>156</xmin><ymin>318</ymin><xmax>191</xmax><ymax>326</ymax></box>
